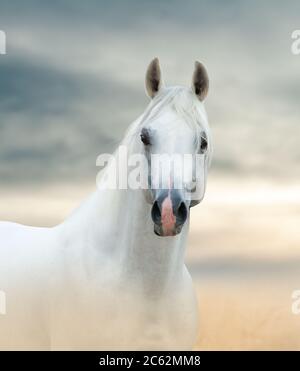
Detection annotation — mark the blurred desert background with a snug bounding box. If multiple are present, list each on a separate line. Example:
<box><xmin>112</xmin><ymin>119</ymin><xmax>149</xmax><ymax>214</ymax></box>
<box><xmin>0</xmin><ymin>0</ymin><xmax>300</xmax><ymax>349</ymax></box>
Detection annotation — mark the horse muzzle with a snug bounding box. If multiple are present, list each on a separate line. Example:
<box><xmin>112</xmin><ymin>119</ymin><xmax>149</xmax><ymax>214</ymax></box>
<box><xmin>151</xmin><ymin>190</ymin><xmax>188</xmax><ymax>237</ymax></box>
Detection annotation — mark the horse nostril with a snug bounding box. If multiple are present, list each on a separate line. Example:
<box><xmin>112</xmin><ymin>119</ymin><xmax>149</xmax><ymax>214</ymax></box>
<box><xmin>176</xmin><ymin>202</ymin><xmax>188</xmax><ymax>224</ymax></box>
<box><xmin>151</xmin><ymin>201</ymin><xmax>161</xmax><ymax>224</ymax></box>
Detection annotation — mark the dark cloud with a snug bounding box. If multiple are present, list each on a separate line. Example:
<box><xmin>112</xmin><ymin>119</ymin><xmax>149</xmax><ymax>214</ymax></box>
<box><xmin>0</xmin><ymin>55</ymin><xmax>146</xmax><ymax>184</ymax></box>
<box><xmin>0</xmin><ymin>58</ymin><xmax>81</xmax><ymax>115</ymax></box>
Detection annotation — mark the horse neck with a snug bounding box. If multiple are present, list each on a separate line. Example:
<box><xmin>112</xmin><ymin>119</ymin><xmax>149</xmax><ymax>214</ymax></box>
<box><xmin>64</xmin><ymin>186</ymin><xmax>189</xmax><ymax>296</ymax></box>
<box><xmin>117</xmin><ymin>188</ymin><xmax>189</xmax><ymax>296</ymax></box>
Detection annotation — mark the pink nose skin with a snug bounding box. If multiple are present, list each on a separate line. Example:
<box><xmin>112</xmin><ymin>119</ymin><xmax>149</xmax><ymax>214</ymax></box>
<box><xmin>161</xmin><ymin>196</ymin><xmax>176</xmax><ymax>236</ymax></box>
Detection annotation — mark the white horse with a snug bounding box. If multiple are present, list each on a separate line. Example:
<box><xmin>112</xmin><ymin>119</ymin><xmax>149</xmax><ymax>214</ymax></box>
<box><xmin>0</xmin><ymin>58</ymin><xmax>212</xmax><ymax>350</ymax></box>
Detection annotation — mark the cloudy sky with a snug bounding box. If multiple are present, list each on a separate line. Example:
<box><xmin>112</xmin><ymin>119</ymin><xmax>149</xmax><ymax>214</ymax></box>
<box><xmin>0</xmin><ymin>0</ymin><xmax>299</xmax><ymax>188</ymax></box>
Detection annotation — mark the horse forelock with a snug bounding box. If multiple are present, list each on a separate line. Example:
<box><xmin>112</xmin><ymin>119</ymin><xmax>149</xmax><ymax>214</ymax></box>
<box><xmin>121</xmin><ymin>86</ymin><xmax>213</xmax><ymax>164</ymax></box>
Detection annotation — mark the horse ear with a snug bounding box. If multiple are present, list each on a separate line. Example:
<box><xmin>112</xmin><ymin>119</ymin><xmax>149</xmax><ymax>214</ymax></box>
<box><xmin>192</xmin><ymin>61</ymin><xmax>209</xmax><ymax>101</ymax></box>
<box><xmin>145</xmin><ymin>58</ymin><xmax>163</xmax><ymax>98</ymax></box>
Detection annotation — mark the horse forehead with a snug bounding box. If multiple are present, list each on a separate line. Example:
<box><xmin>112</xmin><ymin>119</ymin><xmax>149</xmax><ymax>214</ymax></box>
<box><xmin>153</xmin><ymin>130</ymin><xmax>195</xmax><ymax>157</ymax></box>
<box><xmin>149</xmin><ymin>109</ymin><xmax>195</xmax><ymax>135</ymax></box>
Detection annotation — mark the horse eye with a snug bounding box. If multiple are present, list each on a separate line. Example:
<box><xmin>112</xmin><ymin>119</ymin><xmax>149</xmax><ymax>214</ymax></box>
<box><xmin>140</xmin><ymin>129</ymin><xmax>151</xmax><ymax>145</ymax></box>
<box><xmin>200</xmin><ymin>136</ymin><xmax>208</xmax><ymax>153</ymax></box>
